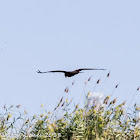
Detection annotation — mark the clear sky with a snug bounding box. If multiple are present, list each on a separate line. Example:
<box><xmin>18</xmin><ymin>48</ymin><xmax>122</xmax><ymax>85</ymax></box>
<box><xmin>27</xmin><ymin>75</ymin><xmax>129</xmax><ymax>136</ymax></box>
<box><xmin>0</xmin><ymin>0</ymin><xmax>140</xmax><ymax>114</ymax></box>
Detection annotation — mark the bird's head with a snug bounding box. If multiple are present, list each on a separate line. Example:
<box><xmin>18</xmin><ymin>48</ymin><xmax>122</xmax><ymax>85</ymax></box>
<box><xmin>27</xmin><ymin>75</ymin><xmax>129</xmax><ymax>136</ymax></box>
<box><xmin>37</xmin><ymin>70</ymin><xmax>41</xmax><ymax>73</ymax></box>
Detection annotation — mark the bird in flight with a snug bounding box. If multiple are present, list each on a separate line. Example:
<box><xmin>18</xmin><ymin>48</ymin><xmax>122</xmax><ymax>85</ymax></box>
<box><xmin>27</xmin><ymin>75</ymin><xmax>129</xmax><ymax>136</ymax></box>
<box><xmin>37</xmin><ymin>68</ymin><xmax>106</xmax><ymax>77</ymax></box>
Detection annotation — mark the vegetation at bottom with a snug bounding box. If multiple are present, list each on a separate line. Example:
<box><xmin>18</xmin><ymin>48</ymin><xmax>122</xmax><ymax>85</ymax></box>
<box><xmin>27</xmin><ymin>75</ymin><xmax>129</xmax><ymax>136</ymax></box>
<box><xmin>0</xmin><ymin>73</ymin><xmax>140</xmax><ymax>140</ymax></box>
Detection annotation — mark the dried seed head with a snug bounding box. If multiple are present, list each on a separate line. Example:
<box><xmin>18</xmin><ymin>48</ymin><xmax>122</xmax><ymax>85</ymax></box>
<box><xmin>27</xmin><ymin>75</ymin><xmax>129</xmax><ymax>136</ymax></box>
<box><xmin>118</xmin><ymin>101</ymin><xmax>126</xmax><ymax>107</ymax></box>
<box><xmin>64</xmin><ymin>87</ymin><xmax>69</xmax><ymax>93</ymax></box>
<box><xmin>107</xmin><ymin>72</ymin><xmax>110</xmax><ymax>78</ymax></box>
<box><xmin>61</xmin><ymin>102</ymin><xmax>65</xmax><ymax>107</ymax></box>
<box><xmin>88</xmin><ymin>76</ymin><xmax>92</xmax><ymax>81</ymax></box>
<box><xmin>104</xmin><ymin>100</ymin><xmax>108</xmax><ymax>105</ymax></box>
<box><xmin>108</xmin><ymin>101</ymin><xmax>113</xmax><ymax>106</ymax></box>
<box><xmin>57</xmin><ymin>102</ymin><xmax>61</xmax><ymax>108</ymax></box>
<box><xmin>16</xmin><ymin>104</ymin><xmax>21</xmax><ymax>108</ymax></box>
<box><xmin>55</xmin><ymin>97</ymin><xmax>63</xmax><ymax>110</ymax></box>
<box><xmin>115</xmin><ymin>84</ymin><xmax>119</xmax><ymax>88</ymax></box>
<box><xmin>107</xmin><ymin>95</ymin><xmax>110</xmax><ymax>99</ymax></box>
<box><xmin>75</xmin><ymin>104</ymin><xmax>79</xmax><ymax>109</ymax></box>
<box><xmin>118</xmin><ymin>104</ymin><xmax>122</xmax><ymax>108</ymax></box>
<box><xmin>7</xmin><ymin>113</ymin><xmax>12</xmax><ymax>121</ymax></box>
<box><xmin>60</xmin><ymin>97</ymin><xmax>63</xmax><ymax>103</ymax></box>
<box><xmin>103</xmin><ymin>96</ymin><xmax>110</xmax><ymax>104</ymax></box>
<box><xmin>97</xmin><ymin>79</ymin><xmax>100</xmax><ymax>84</ymax></box>
<box><xmin>113</xmin><ymin>98</ymin><xmax>117</xmax><ymax>104</ymax></box>
<box><xmin>122</xmin><ymin>101</ymin><xmax>126</xmax><ymax>106</ymax></box>
<box><xmin>25</xmin><ymin>119</ymin><xmax>30</xmax><ymax>124</ymax></box>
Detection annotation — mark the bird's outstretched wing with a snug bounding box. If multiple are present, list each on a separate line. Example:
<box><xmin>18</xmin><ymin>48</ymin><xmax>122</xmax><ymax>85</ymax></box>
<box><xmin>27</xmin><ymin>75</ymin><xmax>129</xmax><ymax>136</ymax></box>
<box><xmin>76</xmin><ymin>68</ymin><xmax>106</xmax><ymax>72</ymax></box>
<box><xmin>48</xmin><ymin>70</ymin><xmax>66</xmax><ymax>73</ymax></box>
<box><xmin>37</xmin><ymin>70</ymin><xmax>66</xmax><ymax>74</ymax></box>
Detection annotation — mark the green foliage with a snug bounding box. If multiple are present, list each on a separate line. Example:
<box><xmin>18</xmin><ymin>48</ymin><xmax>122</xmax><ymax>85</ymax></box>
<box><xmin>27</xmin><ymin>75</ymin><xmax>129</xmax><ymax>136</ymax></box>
<box><xmin>0</xmin><ymin>77</ymin><xmax>140</xmax><ymax>140</ymax></box>
<box><xmin>0</xmin><ymin>96</ymin><xmax>140</xmax><ymax>140</ymax></box>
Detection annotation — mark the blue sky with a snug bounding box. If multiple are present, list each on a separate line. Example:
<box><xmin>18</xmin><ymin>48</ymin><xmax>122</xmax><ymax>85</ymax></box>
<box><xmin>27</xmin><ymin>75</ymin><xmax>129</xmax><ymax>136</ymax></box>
<box><xmin>0</xmin><ymin>0</ymin><xmax>140</xmax><ymax>114</ymax></box>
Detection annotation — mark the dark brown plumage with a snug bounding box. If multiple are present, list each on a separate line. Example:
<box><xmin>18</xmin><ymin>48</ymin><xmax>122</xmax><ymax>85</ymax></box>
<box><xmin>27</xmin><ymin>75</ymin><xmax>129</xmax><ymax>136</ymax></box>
<box><xmin>37</xmin><ymin>68</ymin><xmax>106</xmax><ymax>77</ymax></box>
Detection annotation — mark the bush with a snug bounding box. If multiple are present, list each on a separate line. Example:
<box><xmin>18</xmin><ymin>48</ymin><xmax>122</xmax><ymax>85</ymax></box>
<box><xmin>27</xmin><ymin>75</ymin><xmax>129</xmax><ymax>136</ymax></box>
<box><xmin>0</xmin><ymin>74</ymin><xmax>140</xmax><ymax>140</ymax></box>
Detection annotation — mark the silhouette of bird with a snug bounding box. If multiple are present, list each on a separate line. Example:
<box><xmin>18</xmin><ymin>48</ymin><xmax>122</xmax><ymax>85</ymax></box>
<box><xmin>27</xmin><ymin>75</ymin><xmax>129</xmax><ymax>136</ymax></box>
<box><xmin>37</xmin><ymin>68</ymin><xmax>106</xmax><ymax>77</ymax></box>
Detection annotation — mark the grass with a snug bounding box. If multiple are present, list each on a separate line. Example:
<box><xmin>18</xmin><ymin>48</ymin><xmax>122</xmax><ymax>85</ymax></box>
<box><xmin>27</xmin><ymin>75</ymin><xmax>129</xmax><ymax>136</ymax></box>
<box><xmin>0</xmin><ymin>73</ymin><xmax>140</xmax><ymax>140</ymax></box>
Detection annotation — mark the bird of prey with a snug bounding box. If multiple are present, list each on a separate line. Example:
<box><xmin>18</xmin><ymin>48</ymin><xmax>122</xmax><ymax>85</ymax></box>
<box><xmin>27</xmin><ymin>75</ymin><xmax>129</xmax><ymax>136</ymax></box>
<box><xmin>37</xmin><ymin>68</ymin><xmax>106</xmax><ymax>77</ymax></box>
